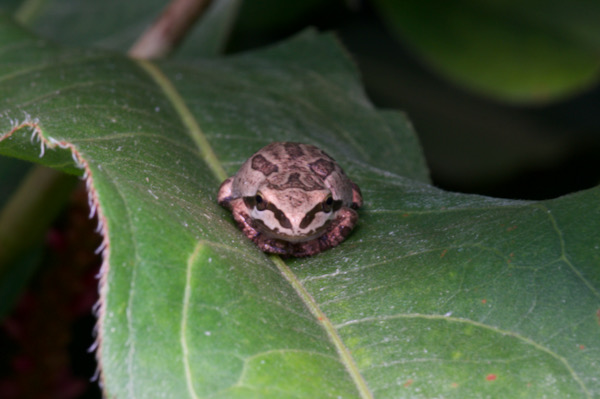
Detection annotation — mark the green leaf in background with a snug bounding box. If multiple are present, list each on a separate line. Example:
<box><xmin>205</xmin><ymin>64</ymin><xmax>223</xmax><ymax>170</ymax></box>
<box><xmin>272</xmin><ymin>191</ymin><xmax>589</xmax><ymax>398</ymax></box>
<box><xmin>233</xmin><ymin>0</ymin><xmax>334</xmax><ymax>33</ymax></box>
<box><xmin>0</xmin><ymin>156</ymin><xmax>30</xmax><ymax>205</ymax></box>
<box><xmin>177</xmin><ymin>0</ymin><xmax>242</xmax><ymax>58</ymax></box>
<box><xmin>1</xmin><ymin>15</ymin><xmax>599</xmax><ymax>399</ymax></box>
<box><xmin>373</xmin><ymin>0</ymin><xmax>600</xmax><ymax>103</ymax></box>
<box><xmin>9</xmin><ymin>0</ymin><xmax>240</xmax><ymax>58</ymax></box>
<box><xmin>12</xmin><ymin>0</ymin><xmax>166</xmax><ymax>50</ymax></box>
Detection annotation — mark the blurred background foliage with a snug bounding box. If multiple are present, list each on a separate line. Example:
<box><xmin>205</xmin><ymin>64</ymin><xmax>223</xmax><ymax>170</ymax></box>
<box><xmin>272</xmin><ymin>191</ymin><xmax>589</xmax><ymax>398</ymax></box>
<box><xmin>3</xmin><ymin>0</ymin><xmax>600</xmax><ymax>199</ymax></box>
<box><xmin>222</xmin><ymin>0</ymin><xmax>600</xmax><ymax>199</ymax></box>
<box><xmin>1</xmin><ymin>0</ymin><xmax>600</xmax><ymax>398</ymax></box>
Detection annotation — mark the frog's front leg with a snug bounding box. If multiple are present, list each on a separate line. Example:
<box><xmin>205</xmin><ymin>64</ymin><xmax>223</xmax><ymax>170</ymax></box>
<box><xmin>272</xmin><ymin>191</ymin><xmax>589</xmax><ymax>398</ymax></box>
<box><xmin>293</xmin><ymin>207</ymin><xmax>358</xmax><ymax>256</ymax></box>
<box><xmin>227</xmin><ymin>198</ymin><xmax>260</xmax><ymax>241</ymax></box>
<box><xmin>320</xmin><ymin>207</ymin><xmax>359</xmax><ymax>248</ymax></box>
<box><xmin>255</xmin><ymin>236</ymin><xmax>290</xmax><ymax>255</ymax></box>
<box><xmin>228</xmin><ymin>198</ymin><xmax>290</xmax><ymax>255</ymax></box>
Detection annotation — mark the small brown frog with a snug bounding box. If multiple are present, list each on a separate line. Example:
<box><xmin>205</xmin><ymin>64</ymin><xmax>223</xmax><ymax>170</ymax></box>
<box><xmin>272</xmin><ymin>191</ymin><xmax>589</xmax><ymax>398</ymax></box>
<box><xmin>217</xmin><ymin>142</ymin><xmax>362</xmax><ymax>257</ymax></box>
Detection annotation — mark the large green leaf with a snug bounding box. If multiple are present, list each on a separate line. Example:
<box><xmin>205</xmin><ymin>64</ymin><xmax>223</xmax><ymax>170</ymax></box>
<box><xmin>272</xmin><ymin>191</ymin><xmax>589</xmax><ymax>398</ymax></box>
<box><xmin>1</xmin><ymin>16</ymin><xmax>599</xmax><ymax>398</ymax></box>
<box><xmin>373</xmin><ymin>0</ymin><xmax>600</xmax><ymax>103</ymax></box>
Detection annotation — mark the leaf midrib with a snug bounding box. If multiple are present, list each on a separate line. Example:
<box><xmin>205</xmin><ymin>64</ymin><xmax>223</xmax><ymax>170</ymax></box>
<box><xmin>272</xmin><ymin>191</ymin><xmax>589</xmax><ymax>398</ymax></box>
<box><xmin>271</xmin><ymin>255</ymin><xmax>373</xmax><ymax>398</ymax></box>
<box><xmin>136</xmin><ymin>58</ymin><xmax>373</xmax><ymax>398</ymax></box>
<box><xmin>135</xmin><ymin>59</ymin><xmax>227</xmax><ymax>183</ymax></box>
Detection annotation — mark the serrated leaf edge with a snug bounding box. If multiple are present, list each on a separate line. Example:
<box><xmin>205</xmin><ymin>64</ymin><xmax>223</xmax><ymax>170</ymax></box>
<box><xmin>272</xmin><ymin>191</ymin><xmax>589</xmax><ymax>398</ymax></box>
<box><xmin>0</xmin><ymin>118</ymin><xmax>111</xmax><ymax>389</ymax></box>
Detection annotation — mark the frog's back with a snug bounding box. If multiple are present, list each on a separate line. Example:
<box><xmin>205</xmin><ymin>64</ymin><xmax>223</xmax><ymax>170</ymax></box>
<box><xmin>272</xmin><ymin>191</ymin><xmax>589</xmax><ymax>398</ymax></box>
<box><xmin>231</xmin><ymin>141</ymin><xmax>350</xmax><ymax>198</ymax></box>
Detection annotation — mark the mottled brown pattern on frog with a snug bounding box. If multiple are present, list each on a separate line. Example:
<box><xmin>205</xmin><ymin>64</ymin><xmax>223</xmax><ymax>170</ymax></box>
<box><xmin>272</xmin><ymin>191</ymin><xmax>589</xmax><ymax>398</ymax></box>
<box><xmin>270</xmin><ymin>172</ymin><xmax>323</xmax><ymax>191</ymax></box>
<box><xmin>283</xmin><ymin>142</ymin><xmax>305</xmax><ymax>159</ymax></box>
<box><xmin>251</xmin><ymin>154</ymin><xmax>278</xmax><ymax>176</ymax></box>
<box><xmin>217</xmin><ymin>142</ymin><xmax>362</xmax><ymax>257</ymax></box>
<box><xmin>300</xmin><ymin>199</ymin><xmax>343</xmax><ymax>229</ymax></box>
<box><xmin>309</xmin><ymin>158</ymin><xmax>335</xmax><ymax>179</ymax></box>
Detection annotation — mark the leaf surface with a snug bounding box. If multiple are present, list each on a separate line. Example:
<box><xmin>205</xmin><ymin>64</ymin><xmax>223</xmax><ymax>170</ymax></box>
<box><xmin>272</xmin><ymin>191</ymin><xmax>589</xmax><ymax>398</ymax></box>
<box><xmin>1</xmin><ymin>16</ymin><xmax>599</xmax><ymax>398</ymax></box>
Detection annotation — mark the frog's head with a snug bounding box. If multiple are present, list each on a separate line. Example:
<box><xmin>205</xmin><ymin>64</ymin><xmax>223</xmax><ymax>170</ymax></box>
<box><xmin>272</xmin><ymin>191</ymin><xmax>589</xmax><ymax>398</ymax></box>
<box><xmin>243</xmin><ymin>185</ymin><xmax>342</xmax><ymax>242</ymax></box>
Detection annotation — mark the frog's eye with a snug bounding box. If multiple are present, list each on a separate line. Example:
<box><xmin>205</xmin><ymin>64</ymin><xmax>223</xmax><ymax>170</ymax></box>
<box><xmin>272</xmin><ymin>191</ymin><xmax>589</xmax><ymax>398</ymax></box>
<box><xmin>243</xmin><ymin>192</ymin><xmax>268</xmax><ymax>211</ymax></box>
<box><xmin>322</xmin><ymin>195</ymin><xmax>334</xmax><ymax>213</ymax></box>
<box><xmin>255</xmin><ymin>193</ymin><xmax>267</xmax><ymax>211</ymax></box>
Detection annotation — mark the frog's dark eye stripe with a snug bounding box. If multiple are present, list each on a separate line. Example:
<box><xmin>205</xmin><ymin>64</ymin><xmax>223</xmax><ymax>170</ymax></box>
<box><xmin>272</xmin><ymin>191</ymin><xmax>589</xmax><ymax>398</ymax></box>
<box><xmin>243</xmin><ymin>195</ymin><xmax>257</xmax><ymax>209</ymax></box>
<box><xmin>268</xmin><ymin>203</ymin><xmax>292</xmax><ymax>229</ymax></box>
<box><xmin>300</xmin><ymin>198</ymin><xmax>342</xmax><ymax>229</ymax></box>
<box><xmin>243</xmin><ymin>196</ymin><xmax>291</xmax><ymax>229</ymax></box>
<box><xmin>243</xmin><ymin>196</ymin><xmax>255</xmax><ymax>209</ymax></box>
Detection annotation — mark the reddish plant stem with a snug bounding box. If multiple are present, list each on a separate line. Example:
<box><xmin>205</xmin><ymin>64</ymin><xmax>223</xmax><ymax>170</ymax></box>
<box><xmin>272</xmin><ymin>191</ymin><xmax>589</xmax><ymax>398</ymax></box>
<box><xmin>129</xmin><ymin>0</ymin><xmax>213</xmax><ymax>59</ymax></box>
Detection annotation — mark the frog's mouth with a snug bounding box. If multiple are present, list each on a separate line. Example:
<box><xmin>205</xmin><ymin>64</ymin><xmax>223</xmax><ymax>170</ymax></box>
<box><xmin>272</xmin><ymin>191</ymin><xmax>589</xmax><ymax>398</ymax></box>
<box><xmin>252</xmin><ymin>218</ymin><xmax>333</xmax><ymax>243</ymax></box>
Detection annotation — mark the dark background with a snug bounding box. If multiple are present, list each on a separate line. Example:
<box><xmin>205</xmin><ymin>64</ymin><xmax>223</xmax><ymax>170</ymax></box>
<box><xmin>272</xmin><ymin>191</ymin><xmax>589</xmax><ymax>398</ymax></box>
<box><xmin>226</xmin><ymin>1</ymin><xmax>600</xmax><ymax>200</ymax></box>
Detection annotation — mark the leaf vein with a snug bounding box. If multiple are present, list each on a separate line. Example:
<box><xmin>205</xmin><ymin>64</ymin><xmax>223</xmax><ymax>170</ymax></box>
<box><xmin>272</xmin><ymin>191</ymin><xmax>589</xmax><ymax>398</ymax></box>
<box><xmin>135</xmin><ymin>59</ymin><xmax>227</xmax><ymax>182</ymax></box>
<box><xmin>270</xmin><ymin>255</ymin><xmax>373</xmax><ymax>399</ymax></box>
<box><xmin>538</xmin><ymin>204</ymin><xmax>600</xmax><ymax>300</ymax></box>
<box><xmin>336</xmin><ymin>313</ymin><xmax>591</xmax><ymax>397</ymax></box>
<box><xmin>181</xmin><ymin>242</ymin><xmax>203</xmax><ymax>399</ymax></box>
